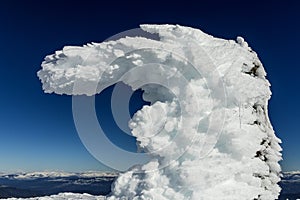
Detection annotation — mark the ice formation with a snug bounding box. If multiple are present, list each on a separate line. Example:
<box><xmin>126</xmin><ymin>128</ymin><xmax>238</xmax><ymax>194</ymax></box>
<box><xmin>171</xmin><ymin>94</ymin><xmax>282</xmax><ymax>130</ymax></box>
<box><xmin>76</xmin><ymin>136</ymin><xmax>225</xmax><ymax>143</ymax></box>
<box><xmin>37</xmin><ymin>24</ymin><xmax>282</xmax><ymax>199</ymax></box>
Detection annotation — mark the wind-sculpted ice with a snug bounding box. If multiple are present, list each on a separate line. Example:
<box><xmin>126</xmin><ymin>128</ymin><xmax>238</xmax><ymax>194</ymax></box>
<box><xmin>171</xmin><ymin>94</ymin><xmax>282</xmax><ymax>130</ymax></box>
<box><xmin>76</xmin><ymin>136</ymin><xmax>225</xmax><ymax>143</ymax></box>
<box><xmin>38</xmin><ymin>25</ymin><xmax>282</xmax><ymax>199</ymax></box>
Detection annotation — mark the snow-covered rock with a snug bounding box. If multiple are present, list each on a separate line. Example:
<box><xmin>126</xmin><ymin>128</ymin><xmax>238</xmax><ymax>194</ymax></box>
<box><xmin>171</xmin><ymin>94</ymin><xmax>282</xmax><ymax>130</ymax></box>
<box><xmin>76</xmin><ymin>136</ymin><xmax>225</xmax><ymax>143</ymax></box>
<box><xmin>37</xmin><ymin>24</ymin><xmax>282</xmax><ymax>199</ymax></box>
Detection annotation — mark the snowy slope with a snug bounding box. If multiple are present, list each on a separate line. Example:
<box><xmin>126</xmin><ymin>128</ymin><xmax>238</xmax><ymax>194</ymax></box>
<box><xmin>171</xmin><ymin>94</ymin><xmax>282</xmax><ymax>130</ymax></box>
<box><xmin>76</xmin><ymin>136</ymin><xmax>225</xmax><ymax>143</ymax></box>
<box><xmin>37</xmin><ymin>24</ymin><xmax>282</xmax><ymax>200</ymax></box>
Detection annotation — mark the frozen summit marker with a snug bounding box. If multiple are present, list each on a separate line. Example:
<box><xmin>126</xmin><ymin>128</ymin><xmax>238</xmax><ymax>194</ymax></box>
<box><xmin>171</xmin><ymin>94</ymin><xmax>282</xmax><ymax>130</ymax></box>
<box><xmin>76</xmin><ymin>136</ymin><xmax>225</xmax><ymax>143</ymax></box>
<box><xmin>37</xmin><ymin>24</ymin><xmax>282</xmax><ymax>200</ymax></box>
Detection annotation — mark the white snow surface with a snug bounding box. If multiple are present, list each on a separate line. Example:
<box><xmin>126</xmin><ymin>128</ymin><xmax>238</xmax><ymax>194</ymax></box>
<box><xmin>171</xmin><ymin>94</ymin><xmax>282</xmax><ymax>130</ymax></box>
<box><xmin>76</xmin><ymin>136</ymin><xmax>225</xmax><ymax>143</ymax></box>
<box><xmin>37</xmin><ymin>24</ymin><xmax>282</xmax><ymax>199</ymax></box>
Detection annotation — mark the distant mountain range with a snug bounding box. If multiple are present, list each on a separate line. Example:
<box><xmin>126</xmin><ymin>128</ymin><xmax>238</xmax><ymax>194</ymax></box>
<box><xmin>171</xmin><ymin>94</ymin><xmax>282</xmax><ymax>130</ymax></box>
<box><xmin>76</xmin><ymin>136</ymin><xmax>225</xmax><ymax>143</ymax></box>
<box><xmin>279</xmin><ymin>171</ymin><xmax>300</xmax><ymax>200</ymax></box>
<box><xmin>0</xmin><ymin>171</ymin><xmax>299</xmax><ymax>199</ymax></box>
<box><xmin>0</xmin><ymin>172</ymin><xmax>117</xmax><ymax>199</ymax></box>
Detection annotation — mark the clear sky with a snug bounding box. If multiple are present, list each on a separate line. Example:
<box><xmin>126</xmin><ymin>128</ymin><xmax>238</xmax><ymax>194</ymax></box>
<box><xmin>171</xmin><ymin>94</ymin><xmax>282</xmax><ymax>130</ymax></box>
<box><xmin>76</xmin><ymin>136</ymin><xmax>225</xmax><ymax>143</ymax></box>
<box><xmin>0</xmin><ymin>0</ymin><xmax>299</xmax><ymax>172</ymax></box>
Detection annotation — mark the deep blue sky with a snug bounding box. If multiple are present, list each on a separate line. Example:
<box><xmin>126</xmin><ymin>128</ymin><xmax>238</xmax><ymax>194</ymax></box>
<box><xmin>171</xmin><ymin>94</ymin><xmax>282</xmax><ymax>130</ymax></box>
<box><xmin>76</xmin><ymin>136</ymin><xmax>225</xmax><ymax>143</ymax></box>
<box><xmin>0</xmin><ymin>0</ymin><xmax>299</xmax><ymax>172</ymax></box>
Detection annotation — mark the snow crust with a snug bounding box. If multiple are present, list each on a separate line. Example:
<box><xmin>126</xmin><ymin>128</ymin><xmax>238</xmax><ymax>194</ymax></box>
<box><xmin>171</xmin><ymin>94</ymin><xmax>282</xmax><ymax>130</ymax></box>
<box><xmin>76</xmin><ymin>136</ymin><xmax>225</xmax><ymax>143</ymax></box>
<box><xmin>37</xmin><ymin>24</ymin><xmax>282</xmax><ymax>199</ymax></box>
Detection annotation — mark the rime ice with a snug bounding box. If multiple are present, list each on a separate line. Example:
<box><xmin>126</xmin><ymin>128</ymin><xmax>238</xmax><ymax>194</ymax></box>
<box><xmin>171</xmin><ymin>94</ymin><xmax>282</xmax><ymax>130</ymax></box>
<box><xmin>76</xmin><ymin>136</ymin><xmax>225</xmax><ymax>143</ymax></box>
<box><xmin>37</xmin><ymin>24</ymin><xmax>282</xmax><ymax>200</ymax></box>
